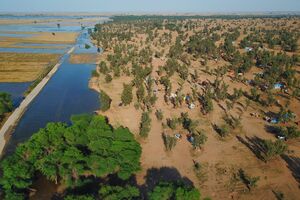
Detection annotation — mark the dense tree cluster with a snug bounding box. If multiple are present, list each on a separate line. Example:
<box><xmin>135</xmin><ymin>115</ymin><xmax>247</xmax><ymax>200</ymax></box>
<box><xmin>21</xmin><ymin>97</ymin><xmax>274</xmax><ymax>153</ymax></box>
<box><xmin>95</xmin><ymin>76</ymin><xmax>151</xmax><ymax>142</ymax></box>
<box><xmin>148</xmin><ymin>181</ymin><xmax>201</xmax><ymax>200</ymax></box>
<box><xmin>0</xmin><ymin>115</ymin><xmax>142</xmax><ymax>199</ymax></box>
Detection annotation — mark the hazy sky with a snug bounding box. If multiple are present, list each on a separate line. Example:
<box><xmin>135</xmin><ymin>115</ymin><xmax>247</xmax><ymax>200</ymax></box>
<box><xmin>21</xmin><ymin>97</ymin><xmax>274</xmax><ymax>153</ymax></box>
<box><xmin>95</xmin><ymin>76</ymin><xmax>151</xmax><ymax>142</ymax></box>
<box><xmin>1</xmin><ymin>0</ymin><xmax>300</xmax><ymax>13</ymax></box>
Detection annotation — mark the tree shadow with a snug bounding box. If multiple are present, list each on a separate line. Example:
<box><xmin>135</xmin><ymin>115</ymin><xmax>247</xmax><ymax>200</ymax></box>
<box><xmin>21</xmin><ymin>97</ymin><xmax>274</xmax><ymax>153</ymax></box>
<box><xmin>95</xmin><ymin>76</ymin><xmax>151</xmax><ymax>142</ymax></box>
<box><xmin>140</xmin><ymin>167</ymin><xmax>194</xmax><ymax>198</ymax></box>
<box><xmin>236</xmin><ymin>136</ymin><xmax>266</xmax><ymax>161</ymax></box>
<box><xmin>264</xmin><ymin>125</ymin><xmax>281</xmax><ymax>138</ymax></box>
<box><xmin>59</xmin><ymin>167</ymin><xmax>194</xmax><ymax>199</ymax></box>
<box><xmin>61</xmin><ymin>174</ymin><xmax>138</xmax><ymax>199</ymax></box>
<box><xmin>281</xmin><ymin>155</ymin><xmax>300</xmax><ymax>184</ymax></box>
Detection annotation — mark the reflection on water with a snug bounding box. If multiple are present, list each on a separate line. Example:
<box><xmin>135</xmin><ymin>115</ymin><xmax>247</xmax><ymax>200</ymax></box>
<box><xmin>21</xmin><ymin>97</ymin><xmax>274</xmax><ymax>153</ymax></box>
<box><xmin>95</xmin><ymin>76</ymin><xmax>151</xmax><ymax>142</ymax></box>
<box><xmin>74</xmin><ymin>30</ymin><xmax>100</xmax><ymax>54</ymax></box>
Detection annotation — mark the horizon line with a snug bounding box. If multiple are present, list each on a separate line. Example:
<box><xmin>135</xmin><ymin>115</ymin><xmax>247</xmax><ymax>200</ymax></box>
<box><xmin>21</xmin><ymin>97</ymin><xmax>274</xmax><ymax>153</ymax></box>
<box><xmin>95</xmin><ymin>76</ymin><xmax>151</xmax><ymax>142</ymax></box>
<box><xmin>0</xmin><ymin>11</ymin><xmax>300</xmax><ymax>16</ymax></box>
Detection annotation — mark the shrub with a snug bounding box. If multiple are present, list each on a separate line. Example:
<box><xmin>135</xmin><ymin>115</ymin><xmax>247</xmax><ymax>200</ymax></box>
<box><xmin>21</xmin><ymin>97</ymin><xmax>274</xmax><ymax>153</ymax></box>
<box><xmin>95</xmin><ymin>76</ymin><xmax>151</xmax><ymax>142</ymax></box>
<box><xmin>0</xmin><ymin>92</ymin><xmax>13</xmax><ymax>119</ymax></box>
<box><xmin>148</xmin><ymin>181</ymin><xmax>200</xmax><ymax>200</ymax></box>
<box><xmin>105</xmin><ymin>74</ymin><xmax>112</xmax><ymax>83</ymax></box>
<box><xmin>263</xmin><ymin>139</ymin><xmax>288</xmax><ymax>161</ymax></box>
<box><xmin>238</xmin><ymin>169</ymin><xmax>260</xmax><ymax>191</ymax></box>
<box><xmin>280</xmin><ymin>126</ymin><xmax>300</xmax><ymax>139</ymax></box>
<box><xmin>91</xmin><ymin>70</ymin><xmax>99</xmax><ymax>77</ymax></box>
<box><xmin>155</xmin><ymin>109</ymin><xmax>164</xmax><ymax>121</ymax></box>
<box><xmin>121</xmin><ymin>83</ymin><xmax>133</xmax><ymax>105</ymax></box>
<box><xmin>192</xmin><ymin>131</ymin><xmax>207</xmax><ymax>149</ymax></box>
<box><xmin>216</xmin><ymin>124</ymin><xmax>230</xmax><ymax>137</ymax></box>
<box><xmin>99</xmin><ymin>90</ymin><xmax>112</xmax><ymax>111</ymax></box>
<box><xmin>167</xmin><ymin>118</ymin><xmax>178</xmax><ymax>130</ymax></box>
<box><xmin>139</xmin><ymin>112</ymin><xmax>151</xmax><ymax>138</ymax></box>
<box><xmin>162</xmin><ymin>133</ymin><xmax>177</xmax><ymax>151</ymax></box>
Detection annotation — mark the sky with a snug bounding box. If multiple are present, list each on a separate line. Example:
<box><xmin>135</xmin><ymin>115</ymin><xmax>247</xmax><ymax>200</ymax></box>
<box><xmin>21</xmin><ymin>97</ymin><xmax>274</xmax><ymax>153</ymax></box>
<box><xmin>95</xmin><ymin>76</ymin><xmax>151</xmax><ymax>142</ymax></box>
<box><xmin>0</xmin><ymin>0</ymin><xmax>300</xmax><ymax>13</ymax></box>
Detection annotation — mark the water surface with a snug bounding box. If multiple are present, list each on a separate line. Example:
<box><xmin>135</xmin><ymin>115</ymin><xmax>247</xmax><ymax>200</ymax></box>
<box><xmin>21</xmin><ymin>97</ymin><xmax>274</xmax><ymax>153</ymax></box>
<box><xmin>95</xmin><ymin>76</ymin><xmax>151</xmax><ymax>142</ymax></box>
<box><xmin>0</xmin><ymin>82</ymin><xmax>31</xmax><ymax>107</ymax></box>
<box><xmin>5</xmin><ymin>57</ymin><xmax>100</xmax><ymax>154</ymax></box>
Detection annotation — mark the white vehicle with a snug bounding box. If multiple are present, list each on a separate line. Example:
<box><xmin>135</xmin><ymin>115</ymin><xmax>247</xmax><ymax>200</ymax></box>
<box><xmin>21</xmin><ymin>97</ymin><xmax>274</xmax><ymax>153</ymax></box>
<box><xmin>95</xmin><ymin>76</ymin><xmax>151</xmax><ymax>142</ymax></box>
<box><xmin>277</xmin><ymin>135</ymin><xmax>286</xmax><ymax>140</ymax></box>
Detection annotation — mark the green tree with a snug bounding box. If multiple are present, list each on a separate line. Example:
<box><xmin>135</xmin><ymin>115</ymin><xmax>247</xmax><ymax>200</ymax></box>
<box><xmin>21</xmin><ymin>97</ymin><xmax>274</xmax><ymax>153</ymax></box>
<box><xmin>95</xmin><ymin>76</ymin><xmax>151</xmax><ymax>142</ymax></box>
<box><xmin>155</xmin><ymin>109</ymin><xmax>163</xmax><ymax>121</ymax></box>
<box><xmin>148</xmin><ymin>181</ymin><xmax>200</xmax><ymax>200</ymax></box>
<box><xmin>105</xmin><ymin>74</ymin><xmax>113</xmax><ymax>83</ymax></box>
<box><xmin>99</xmin><ymin>185</ymin><xmax>140</xmax><ymax>200</ymax></box>
<box><xmin>121</xmin><ymin>84</ymin><xmax>133</xmax><ymax>105</ymax></box>
<box><xmin>238</xmin><ymin>169</ymin><xmax>260</xmax><ymax>191</ymax></box>
<box><xmin>139</xmin><ymin>112</ymin><xmax>151</xmax><ymax>138</ymax></box>
<box><xmin>0</xmin><ymin>92</ymin><xmax>13</xmax><ymax>119</ymax></box>
<box><xmin>99</xmin><ymin>90</ymin><xmax>112</xmax><ymax>111</ymax></box>
<box><xmin>192</xmin><ymin>131</ymin><xmax>207</xmax><ymax>149</ymax></box>
<box><xmin>162</xmin><ymin>134</ymin><xmax>177</xmax><ymax>151</ymax></box>
<box><xmin>263</xmin><ymin>140</ymin><xmax>287</xmax><ymax>161</ymax></box>
<box><xmin>136</xmin><ymin>84</ymin><xmax>145</xmax><ymax>102</ymax></box>
<box><xmin>278</xmin><ymin>126</ymin><xmax>300</xmax><ymax>139</ymax></box>
<box><xmin>64</xmin><ymin>195</ymin><xmax>94</xmax><ymax>200</ymax></box>
<box><xmin>0</xmin><ymin>115</ymin><xmax>142</xmax><ymax>199</ymax></box>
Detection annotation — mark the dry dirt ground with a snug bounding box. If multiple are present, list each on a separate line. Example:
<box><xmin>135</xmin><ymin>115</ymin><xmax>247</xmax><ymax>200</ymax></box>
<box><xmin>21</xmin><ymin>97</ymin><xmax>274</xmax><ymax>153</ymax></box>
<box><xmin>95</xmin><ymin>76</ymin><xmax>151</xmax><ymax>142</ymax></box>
<box><xmin>91</xmin><ymin>57</ymin><xmax>300</xmax><ymax>200</ymax></box>
<box><xmin>90</xmin><ymin>17</ymin><xmax>300</xmax><ymax>200</ymax></box>
<box><xmin>0</xmin><ymin>53</ymin><xmax>61</xmax><ymax>82</ymax></box>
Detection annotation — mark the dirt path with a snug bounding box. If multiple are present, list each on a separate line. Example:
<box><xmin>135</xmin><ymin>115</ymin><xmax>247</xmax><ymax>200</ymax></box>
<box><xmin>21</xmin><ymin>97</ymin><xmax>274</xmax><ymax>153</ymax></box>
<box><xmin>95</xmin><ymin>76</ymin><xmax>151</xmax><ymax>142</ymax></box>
<box><xmin>0</xmin><ymin>46</ymin><xmax>75</xmax><ymax>156</ymax></box>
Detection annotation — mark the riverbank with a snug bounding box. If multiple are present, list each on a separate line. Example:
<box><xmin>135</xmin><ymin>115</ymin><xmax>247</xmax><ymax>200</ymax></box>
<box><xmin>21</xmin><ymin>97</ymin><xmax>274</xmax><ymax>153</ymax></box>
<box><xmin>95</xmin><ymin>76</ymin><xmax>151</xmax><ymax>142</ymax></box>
<box><xmin>0</xmin><ymin>46</ymin><xmax>75</xmax><ymax>155</ymax></box>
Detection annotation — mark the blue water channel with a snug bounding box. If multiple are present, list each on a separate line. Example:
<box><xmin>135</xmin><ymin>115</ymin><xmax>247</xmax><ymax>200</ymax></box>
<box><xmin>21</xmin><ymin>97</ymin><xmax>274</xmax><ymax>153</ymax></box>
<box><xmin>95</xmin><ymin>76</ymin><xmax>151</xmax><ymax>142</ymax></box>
<box><xmin>0</xmin><ymin>82</ymin><xmax>31</xmax><ymax>107</ymax></box>
<box><xmin>5</xmin><ymin>57</ymin><xmax>100</xmax><ymax>154</ymax></box>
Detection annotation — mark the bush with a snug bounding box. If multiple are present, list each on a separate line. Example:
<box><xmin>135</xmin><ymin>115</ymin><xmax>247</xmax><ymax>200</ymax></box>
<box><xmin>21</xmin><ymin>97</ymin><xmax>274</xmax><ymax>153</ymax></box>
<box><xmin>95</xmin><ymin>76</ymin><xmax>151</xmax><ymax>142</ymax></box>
<box><xmin>238</xmin><ymin>169</ymin><xmax>260</xmax><ymax>191</ymax></box>
<box><xmin>215</xmin><ymin>124</ymin><xmax>230</xmax><ymax>137</ymax></box>
<box><xmin>91</xmin><ymin>70</ymin><xmax>99</xmax><ymax>77</ymax></box>
<box><xmin>148</xmin><ymin>181</ymin><xmax>200</xmax><ymax>200</ymax></box>
<box><xmin>155</xmin><ymin>109</ymin><xmax>163</xmax><ymax>121</ymax></box>
<box><xmin>121</xmin><ymin>83</ymin><xmax>133</xmax><ymax>105</ymax></box>
<box><xmin>263</xmin><ymin>139</ymin><xmax>288</xmax><ymax>161</ymax></box>
<box><xmin>167</xmin><ymin>118</ymin><xmax>178</xmax><ymax>130</ymax></box>
<box><xmin>280</xmin><ymin>126</ymin><xmax>300</xmax><ymax>139</ymax></box>
<box><xmin>192</xmin><ymin>131</ymin><xmax>207</xmax><ymax>149</ymax></box>
<box><xmin>0</xmin><ymin>92</ymin><xmax>13</xmax><ymax>119</ymax></box>
<box><xmin>162</xmin><ymin>133</ymin><xmax>177</xmax><ymax>151</ymax></box>
<box><xmin>105</xmin><ymin>74</ymin><xmax>113</xmax><ymax>83</ymax></box>
<box><xmin>99</xmin><ymin>90</ymin><xmax>112</xmax><ymax>111</ymax></box>
<box><xmin>99</xmin><ymin>185</ymin><xmax>140</xmax><ymax>200</ymax></box>
<box><xmin>139</xmin><ymin>112</ymin><xmax>151</xmax><ymax>138</ymax></box>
